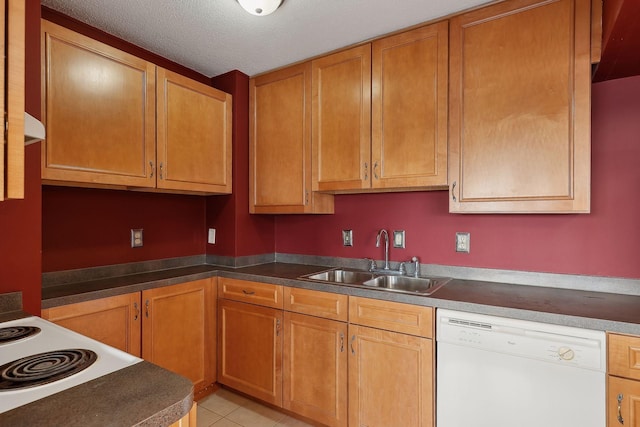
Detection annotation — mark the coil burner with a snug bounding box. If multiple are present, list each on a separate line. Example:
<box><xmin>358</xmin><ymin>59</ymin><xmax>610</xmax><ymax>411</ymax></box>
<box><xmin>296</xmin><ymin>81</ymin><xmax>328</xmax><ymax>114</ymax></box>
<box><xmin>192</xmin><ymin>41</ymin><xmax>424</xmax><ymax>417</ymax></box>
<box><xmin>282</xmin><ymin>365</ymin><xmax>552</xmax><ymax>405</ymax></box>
<box><xmin>0</xmin><ymin>326</ymin><xmax>41</xmax><ymax>344</ymax></box>
<box><xmin>0</xmin><ymin>349</ymin><xmax>97</xmax><ymax>390</ymax></box>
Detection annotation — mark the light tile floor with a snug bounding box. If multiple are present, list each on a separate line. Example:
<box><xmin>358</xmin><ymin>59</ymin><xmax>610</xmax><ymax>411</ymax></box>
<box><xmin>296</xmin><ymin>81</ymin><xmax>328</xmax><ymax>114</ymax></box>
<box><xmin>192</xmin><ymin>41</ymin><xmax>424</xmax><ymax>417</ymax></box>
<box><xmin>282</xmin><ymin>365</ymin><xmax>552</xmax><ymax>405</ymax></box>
<box><xmin>196</xmin><ymin>388</ymin><xmax>313</xmax><ymax>427</ymax></box>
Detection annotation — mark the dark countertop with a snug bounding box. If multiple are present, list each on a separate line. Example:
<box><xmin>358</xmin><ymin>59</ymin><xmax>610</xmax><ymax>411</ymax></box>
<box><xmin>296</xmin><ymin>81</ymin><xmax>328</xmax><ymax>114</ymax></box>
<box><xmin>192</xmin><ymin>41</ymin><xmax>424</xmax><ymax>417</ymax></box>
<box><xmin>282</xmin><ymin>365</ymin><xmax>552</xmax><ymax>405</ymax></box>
<box><xmin>42</xmin><ymin>261</ymin><xmax>640</xmax><ymax>335</ymax></box>
<box><xmin>1</xmin><ymin>362</ymin><xmax>193</xmax><ymax>427</ymax></box>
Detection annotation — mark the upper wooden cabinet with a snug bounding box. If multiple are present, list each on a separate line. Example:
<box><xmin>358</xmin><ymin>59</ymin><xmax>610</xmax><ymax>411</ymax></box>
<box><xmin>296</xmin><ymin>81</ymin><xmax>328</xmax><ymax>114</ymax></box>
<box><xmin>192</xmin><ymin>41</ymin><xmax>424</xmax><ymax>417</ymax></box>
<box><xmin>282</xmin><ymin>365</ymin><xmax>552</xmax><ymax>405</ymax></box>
<box><xmin>312</xmin><ymin>44</ymin><xmax>372</xmax><ymax>193</ymax></box>
<box><xmin>312</xmin><ymin>21</ymin><xmax>448</xmax><ymax>194</ymax></box>
<box><xmin>157</xmin><ymin>68</ymin><xmax>232</xmax><ymax>194</ymax></box>
<box><xmin>41</xmin><ymin>20</ymin><xmax>232</xmax><ymax>195</ymax></box>
<box><xmin>448</xmin><ymin>0</ymin><xmax>592</xmax><ymax>213</ymax></box>
<box><xmin>371</xmin><ymin>22</ymin><xmax>449</xmax><ymax>190</ymax></box>
<box><xmin>249</xmin><ymin>62</ymin><xmax>333</xmax><ymax>213</ymax></box>
<box><xmin>41</xmin><ymin>20</ymin><xmax>156</xmax><ymax>188</ymax></box>
<box><xmin>1</xmin><ymin>0</ymin><xmax>26</xmax><ymax>201</ymax></box>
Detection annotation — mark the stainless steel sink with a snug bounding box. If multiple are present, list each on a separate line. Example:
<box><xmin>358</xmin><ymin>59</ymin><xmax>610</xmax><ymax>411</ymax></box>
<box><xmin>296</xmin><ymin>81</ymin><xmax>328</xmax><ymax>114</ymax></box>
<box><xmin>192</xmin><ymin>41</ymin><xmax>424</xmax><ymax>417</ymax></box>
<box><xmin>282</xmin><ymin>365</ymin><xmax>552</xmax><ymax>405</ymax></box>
<box><xmin>300</xmin><ymin>268</ymin><xmax>450</xmax><ymax>295</ymax></box>
<box><xmin>362</xmin><ymin>275</ymin><xmax>450</xmax><ymax>295</ymax></box>
<box><xmin>301</xmin><ymin>269</ymin><xmax>375</xmax><ymax>284</ymax></box>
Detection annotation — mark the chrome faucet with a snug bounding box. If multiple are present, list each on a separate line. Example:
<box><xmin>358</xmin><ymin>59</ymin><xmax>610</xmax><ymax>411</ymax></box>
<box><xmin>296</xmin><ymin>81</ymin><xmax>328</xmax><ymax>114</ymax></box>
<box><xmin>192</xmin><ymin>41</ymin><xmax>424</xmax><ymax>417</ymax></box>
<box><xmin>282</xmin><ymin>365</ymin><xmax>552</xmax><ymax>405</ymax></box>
<box><xmin>376</xmin><ymin>229</ymin><xmax>390</xmax><ymax>270</ymax></box>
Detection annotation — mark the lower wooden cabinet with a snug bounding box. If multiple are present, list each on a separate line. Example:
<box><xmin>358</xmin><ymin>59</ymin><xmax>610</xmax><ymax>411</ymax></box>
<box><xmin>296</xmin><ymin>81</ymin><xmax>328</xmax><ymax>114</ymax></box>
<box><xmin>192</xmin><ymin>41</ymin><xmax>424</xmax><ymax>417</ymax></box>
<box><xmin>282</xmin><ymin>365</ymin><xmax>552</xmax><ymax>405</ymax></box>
<box><xmin>283</xmin><ymin>311</ymin><xmax>348</xmax><ymax>427</ymax></box>
<box><xmin>608</xmin><ymin>376</ymin><xmax>640</xmax><ymax>427</ymax></box>
<box><xmin>42</xmin><ymin>292</ymin><xmax>142</xmax><ymax>356</ymax></box>
<box><xmin>348</xmin><ymin>297</ymin><xmax>434</xmax><ymax>427</ymax></box>
<box><xmin>608</xmin><ymin>333</ymin><xmax>640</xmax><ymax>426</ymax></box>
<box><xmin>217</xmin><ymin>298</ymin><xmax>283</xmax><ymax>406</ymax></box>
<box><xmin>42</xmin><ymin>278</ymin><xmax>216</xmax><ymax>395</ymax></box>
<box><xmin>142</xmin><ymin>279</ymin><xmax>216</xmax><ymax>395</ymax></box>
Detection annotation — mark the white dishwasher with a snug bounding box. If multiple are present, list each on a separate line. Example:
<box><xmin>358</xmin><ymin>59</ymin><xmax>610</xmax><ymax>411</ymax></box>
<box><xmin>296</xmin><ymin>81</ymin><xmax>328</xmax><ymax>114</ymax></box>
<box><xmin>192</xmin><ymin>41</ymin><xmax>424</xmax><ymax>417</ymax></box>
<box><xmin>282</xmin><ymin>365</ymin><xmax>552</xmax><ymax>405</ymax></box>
<box><xmin>436</xmin><ymin>309</ymin><xmax>606</xmax><ymax>427</ymax></box>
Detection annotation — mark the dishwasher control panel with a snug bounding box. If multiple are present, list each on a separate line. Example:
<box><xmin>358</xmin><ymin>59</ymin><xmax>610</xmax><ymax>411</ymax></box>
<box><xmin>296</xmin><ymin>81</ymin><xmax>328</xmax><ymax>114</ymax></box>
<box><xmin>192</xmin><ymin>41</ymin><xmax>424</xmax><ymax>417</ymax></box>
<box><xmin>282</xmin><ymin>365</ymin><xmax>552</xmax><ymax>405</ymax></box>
<box><xmin>436</xmin><ymin>309</ymin><xmax>606</xmax><ymax>371</ymax></box>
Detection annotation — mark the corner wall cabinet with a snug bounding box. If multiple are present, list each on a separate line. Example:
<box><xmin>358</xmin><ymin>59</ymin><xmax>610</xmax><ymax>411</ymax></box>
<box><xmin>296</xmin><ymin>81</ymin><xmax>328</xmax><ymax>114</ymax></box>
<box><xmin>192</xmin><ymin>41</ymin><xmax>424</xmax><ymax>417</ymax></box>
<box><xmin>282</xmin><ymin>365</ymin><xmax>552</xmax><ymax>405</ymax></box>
<box><xmin>1</xmin><ymin>0</ymin><xmax>25</xmax><ymax>201</ymax></box>
<box><xmin>42</xmin><ymin>278</ymin><xmax>216</xmax><ymax>395</ymax></box>
<box><xmin>448</xmin><ymin>0</ymin><xmax>592</xmax><ymax>213</ymax></box>
<box><xmin>41</xmin><ymin>20</ymin><xmax>232</xmax><ymax>195</ymax></box>
<box><xmin>249</xmin><ymin>62</ymin><xmax>333</xmax><ymax>213</ymax></box>
<box><xmin>607</xmin><ymin>333</ymin><xmax>640</xmax><ymax>426</ymax></box>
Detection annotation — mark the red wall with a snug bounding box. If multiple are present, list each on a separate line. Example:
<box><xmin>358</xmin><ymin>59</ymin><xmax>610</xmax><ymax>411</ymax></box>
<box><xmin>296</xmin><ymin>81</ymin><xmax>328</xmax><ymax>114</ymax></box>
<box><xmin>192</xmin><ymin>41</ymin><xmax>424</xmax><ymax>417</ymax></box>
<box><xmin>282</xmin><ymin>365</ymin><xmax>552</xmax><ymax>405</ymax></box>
<box><xmin>0</xmin><ymin>0</ymin><xmax>43</xmax><ymax>314</ymax></box>
<box><xmin>275</xmin><ymin>75</ymin><xmax>640</xmax><ymax>279</ymax></box>
<box><xmin>42</xmin><ymin>187</ymin><xmax>205</xmax><ymax>271</ymax></box>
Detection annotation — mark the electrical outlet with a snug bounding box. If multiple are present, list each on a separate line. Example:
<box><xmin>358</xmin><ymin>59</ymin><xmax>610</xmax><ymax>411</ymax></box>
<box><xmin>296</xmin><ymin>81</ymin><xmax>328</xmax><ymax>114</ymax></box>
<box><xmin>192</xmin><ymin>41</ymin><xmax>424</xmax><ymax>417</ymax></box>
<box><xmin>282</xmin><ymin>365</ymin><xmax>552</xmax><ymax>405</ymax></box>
<box><xmin>456</xmin><ymin>232</ymin><xmax>470</xmax><ymax>253</ymax></box>
<box><xmin>131</xmin><ymin>229</ymin><xmax>143</xmax><ymax>248</ymax></box>
<box><xmin>208</xmin><ymin>228</ymin><xmax>216</xmax><ymax>244</ymax></box>
<box><xmin>342</xmin><ymin>230</ymin><xmax>353</xmax><ymax>247</ymax></box>
<box><xmin>393</xmin><ymin>230</ymin><xmax>405</xmax><ymax>248</ymax></box>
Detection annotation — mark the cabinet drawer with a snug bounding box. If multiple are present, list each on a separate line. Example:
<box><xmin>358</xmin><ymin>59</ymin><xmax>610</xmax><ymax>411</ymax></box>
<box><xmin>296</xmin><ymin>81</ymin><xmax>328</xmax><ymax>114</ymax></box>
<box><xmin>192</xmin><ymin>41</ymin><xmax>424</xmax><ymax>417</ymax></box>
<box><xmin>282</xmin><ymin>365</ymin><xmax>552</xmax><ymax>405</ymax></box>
<box><xmin>349</xmin><ymin>296</ymin><xmax>433</xmax><ymax>338</ymax></box>
<box><xmin>609</xmin><ymin>333</ymin><xmax>640</xmax><ymax>380</ymax></box>
<box><xmin>218</xmin><ymin>277</ymin><xmax>283</xmax><ymax>309</ymax></box>
<box><xmin>284</xmin><ymin>287</ymin><xmax>348</xmax><ymax>322</ymax></box>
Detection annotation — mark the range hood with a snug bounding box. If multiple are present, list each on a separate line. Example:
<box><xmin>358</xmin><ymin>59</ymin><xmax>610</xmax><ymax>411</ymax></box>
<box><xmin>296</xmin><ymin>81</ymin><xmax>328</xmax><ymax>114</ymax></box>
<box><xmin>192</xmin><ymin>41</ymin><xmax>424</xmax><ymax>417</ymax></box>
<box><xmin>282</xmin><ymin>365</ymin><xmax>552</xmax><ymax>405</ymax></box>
<box><xmin>24</xmin><ymin>112</ymin><xmax>45</xmax><ymax>145</ymax></box>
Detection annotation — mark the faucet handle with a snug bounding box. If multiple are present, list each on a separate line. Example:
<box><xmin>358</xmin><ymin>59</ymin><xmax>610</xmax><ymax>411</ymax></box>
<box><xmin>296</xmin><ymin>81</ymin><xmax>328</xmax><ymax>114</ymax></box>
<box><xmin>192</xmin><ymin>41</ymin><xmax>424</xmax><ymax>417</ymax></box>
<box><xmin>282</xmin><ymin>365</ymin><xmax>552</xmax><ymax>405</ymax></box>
<box><xmin>398</xmin><ymin>262</ymin><xmax>406</xmax><ymax>275</ymax></box>
<box><xmin>364</xmin><ymin>257</ymin><xmax>377</xmax><ymax>272</ymax></box>
<box><xmin>411</xmin><ymin>256</ymin><xmax>420</xmax><ymax>278</ymax></box>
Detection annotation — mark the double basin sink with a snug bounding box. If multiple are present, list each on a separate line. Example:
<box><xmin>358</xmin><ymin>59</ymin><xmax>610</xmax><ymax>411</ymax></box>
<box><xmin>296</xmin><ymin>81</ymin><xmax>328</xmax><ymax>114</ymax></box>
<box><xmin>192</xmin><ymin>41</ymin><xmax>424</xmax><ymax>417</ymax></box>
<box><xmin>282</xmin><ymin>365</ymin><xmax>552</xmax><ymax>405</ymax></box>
<box><xmin>299</xmin><ymin>268</ymin><xmax>450</xmax><ymax>296</ymax></box>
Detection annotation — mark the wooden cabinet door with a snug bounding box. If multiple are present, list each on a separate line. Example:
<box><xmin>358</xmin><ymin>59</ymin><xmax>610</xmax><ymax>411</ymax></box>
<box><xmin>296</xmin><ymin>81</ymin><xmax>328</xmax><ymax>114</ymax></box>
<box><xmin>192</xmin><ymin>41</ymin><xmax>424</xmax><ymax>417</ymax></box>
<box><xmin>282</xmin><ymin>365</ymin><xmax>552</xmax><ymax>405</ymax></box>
<box><xmin>250</xmin><ymin>63</ymin><xmax>333</xmax><ymax>213</ymax></box>
<box><xmin>41</xmin><ymin>293</ymin><xmax>142</xmax><ymax>357</ymax></box>
<box><xmin>142</xmin><ymin>279</ymin><xmax>215</xmax><ymax>395</ymax></box>
<box><xmin>312</xmin><ymin>44</ymin><xmax>371</xmax><ymax>192</ymax></box>
<box><xmin>157</xmin><ymin>67</ymin><xmax>232</xmax><ymax>194</ymax></box>
<box><xmin>371</xmin><ymin>22</ymin><xmax>448</xmax><ymax>190</ymax></box>
<box><xmin>1</xmin><ymin>0</ymin><xmax>25</xmax><ymax>201</ymax></box>
<box><xmin>608</xmin><ymin>376</ymin><xmax>640</xmax><ymax>427</ymax></box>
<box><xmin>218</xmin><ymin>298</ymin><xmax>283</xmax><ymax>406</ymax></box>
<box><xmin>448</xmin><ymin>0</ymin><xmax>592</xmax><ymax>213</ymax></box>
<box><xmin>348</xmin><ymin>324</ymin><xmax>434</xmax><ymax>427</ymax></box>
<box><xmin>41</xmin><ymin>20</ymin><xmax>156</xmax><ymax>188</ymax></box>
<box><xmin>283</xmin><ymin>312</ymin><xmax>348</xmax><ymax>427</ymax></box>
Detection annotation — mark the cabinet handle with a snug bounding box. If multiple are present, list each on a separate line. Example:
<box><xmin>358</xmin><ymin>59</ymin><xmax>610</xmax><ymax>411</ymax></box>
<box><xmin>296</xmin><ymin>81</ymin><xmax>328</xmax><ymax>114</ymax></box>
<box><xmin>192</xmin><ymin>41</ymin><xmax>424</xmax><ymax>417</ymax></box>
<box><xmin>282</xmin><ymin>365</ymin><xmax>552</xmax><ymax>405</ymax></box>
<box><xmin>617</xmin><ymin>393</ymin><xmax>624</xmax><ymax>424</ymax></box>
<box><xmin>145</xmin><ymin>300</ymin><xmax>149</xmax><ymax>318</ymax></box>
<box><xmin>373</xmin><ymin>161</ymin><xmax>379</xmax><ymax>180</ymax></box>
<box><xmin>242</xmin><ymin>290</ymin><xmax>255</xmax><ymax>295</ymax></box>
<box><xmin>149</xmin><ymin>161</ymin><xmax>154</xmax><ymax>179</ymax></box>
<box><xmin>340</xmin><ymin>332</ymin><xmax>344</xmax><ymax>353</ymax></box>
<box><xmin>451</xmin><ymin>181</ymin><xmax>457</xmax><ymax>202</ymax></box>
<box><xmin>364</xmin><ymin>162</ymin><xmax>368</xmax><ymax>181</ymax></box>
<box><xmin>159</xmin><ymin>162</ymin><xmax>164</xmax><ymax>180</ymax></box>
<box><xmin>276</xmin><ymin>318</ymin><xmax>281</xmax><ymax>337</ymax></box>
<box><xmin>133</xmin><ymin>302</ymin><xmax>140</xmax><ymax>321</ymax></box>
<box><xmin>305</xmin><ymin>190</ymin><xmax>309</xmax><ymax>206</ymax></box>
<box><xmin>350</xmin><ymin>335</ymin><xmax>356</xmax><ymax>355</ymax></box>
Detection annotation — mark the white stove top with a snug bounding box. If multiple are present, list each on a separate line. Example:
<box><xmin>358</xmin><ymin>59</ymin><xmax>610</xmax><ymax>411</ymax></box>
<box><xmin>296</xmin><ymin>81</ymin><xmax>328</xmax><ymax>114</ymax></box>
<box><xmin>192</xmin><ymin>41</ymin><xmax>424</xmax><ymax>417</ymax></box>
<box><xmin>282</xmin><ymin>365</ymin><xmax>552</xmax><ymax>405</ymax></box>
<box><xmin>0</xmin><ymin>316</ymin><xmax>142</xmax><ymax>414</ymax></box>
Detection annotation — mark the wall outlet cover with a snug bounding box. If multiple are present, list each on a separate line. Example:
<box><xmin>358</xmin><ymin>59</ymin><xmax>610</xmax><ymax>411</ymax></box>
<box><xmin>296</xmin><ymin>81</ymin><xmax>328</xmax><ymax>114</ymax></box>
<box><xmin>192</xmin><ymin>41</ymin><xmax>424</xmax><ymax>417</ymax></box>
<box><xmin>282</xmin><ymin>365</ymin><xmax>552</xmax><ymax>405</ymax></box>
<box><xmin>131</xmin><ymin>229</ymin><xmax>143</xmax><ymax>248</ymax></box>
<box><xmin>342</xmin><ymin>230</ymin><xmax>353</xmax><ymax>247</ymax></box>
<box><xmin>208</xmin><ymin>228</ymin><xmax>216</xmax><ymax>244</ymax></box>
<box><xmin>393</xmin><ymin>230</ymin><xmax>405</xmax><ymax>248</ymax></box>
<box><xmin>456</xmin><ymin>232</ymin><xmax>470</xmax><ymax>253</ymax></box>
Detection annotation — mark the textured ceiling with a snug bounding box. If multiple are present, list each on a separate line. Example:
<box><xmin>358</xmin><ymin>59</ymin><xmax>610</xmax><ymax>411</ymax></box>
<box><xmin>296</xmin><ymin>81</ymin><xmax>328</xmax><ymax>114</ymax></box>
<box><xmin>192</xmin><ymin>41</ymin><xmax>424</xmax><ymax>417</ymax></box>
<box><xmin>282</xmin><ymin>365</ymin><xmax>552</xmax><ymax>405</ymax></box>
<box><xmin>40</xmin><ymin>0</ymin><xmax>494</xmax><ymax>78</ymax></box>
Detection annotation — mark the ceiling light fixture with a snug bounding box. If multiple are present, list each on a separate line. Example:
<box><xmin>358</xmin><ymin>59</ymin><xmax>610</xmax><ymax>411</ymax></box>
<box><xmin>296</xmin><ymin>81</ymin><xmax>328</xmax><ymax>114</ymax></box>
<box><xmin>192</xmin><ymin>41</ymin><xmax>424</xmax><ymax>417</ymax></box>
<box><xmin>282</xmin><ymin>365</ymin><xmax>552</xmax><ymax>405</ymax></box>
<box><xmin>237</xmin><ymin>0</ymin><xmax>283</xmax><ymax>16</ymax></box>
